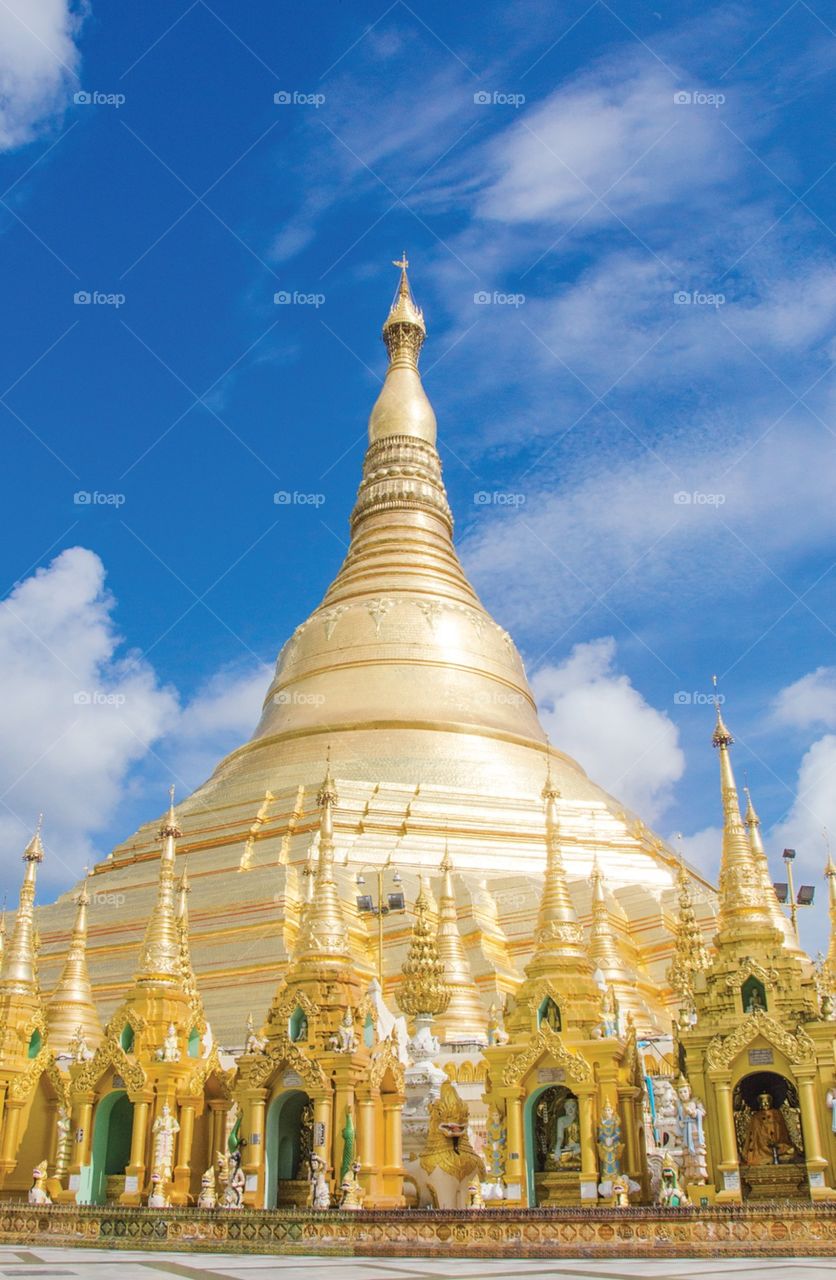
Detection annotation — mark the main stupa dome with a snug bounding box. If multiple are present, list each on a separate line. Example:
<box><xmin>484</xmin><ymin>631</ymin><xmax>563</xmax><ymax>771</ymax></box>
<box><xmin>37</xmin><ymin>261</ymin><xmax>716</xmax><ymax>1043</ymax></box>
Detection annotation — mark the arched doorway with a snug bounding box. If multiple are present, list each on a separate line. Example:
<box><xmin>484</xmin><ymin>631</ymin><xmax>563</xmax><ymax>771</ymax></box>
<box><xmin>264</xmin><ymin>1089</ymin><xmax>311</xmax><ymax>1208</ymax></box>
<box><xmin>734</xmin><ymin>1070</ymin><xmax>807</xmax><ymax>1200</ymax></box>
<box><xmin>88</xmin><ymin>1091</ymin><xmax>134</xmax><ymax>1205</ymax></box>
<box><xmin>524</xmin><ymin>1084</ymin><xmax>581</xmax><ymax>1206</ymax></box>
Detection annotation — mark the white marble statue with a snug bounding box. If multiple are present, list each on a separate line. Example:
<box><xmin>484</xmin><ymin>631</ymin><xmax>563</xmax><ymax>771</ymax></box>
<box><xmin>676</xmin><ymin>1078</ymin><xmax>708</xmax><ymax>1184</ymax></box>
<box><xmin>151</xmin><ymin>1102</ymin><xmax>180</xmax><ymax>1184</ymax></box>
<box><xmin>155</xmin><ymin>1023</ymin><xmax>181</xmax><ymax>1063</ymax></box>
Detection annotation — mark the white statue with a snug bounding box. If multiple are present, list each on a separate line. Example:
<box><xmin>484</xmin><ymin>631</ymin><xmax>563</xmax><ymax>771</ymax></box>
<box><xmin>309</xmin><ymin>1153</ymin><xmax>331</xmax><ymax>1210</ymax></box>
<box><xmin>487</xmin><ymin>1002</ymin><xmax>509</xmax><ymax>1046</ymax></box>
<box><xmin>220</xmin><ymin>1150</ymin><xmax>245</xmax><ymax>1208</ymax></box>
<box><xmin>202</xmin><ymin>1022</ymin><xmax>214</xmax><ymax>1057</ymax></box>
<box><xmin>336</xmin><ymin>1006</ymin><xmax>358</xmax><ymax>1054</ymax></box>
<box><xmin>676</xmin><ymin>1078</ymin><xmax>708</xmax><ymax>1184</ymax></box>
<box><xmin>552</xmin><ymin>1096</ymin><xmax>582</xmax><ymax>1165</ymax></box>
<box><xmin>244</xmin><ymin>1012</ymin><xmax>266</xmax><ymax>1055</ymax></box>
<box><xmin>68</xmin><ymin>1026</ymin><xmax>93</xmax><ymax>1063</ymax></box>
<box><xmin>155</xmin><ymin>1023</ymin><xmax>181</xmax><ymax>1063</ymax></box>
<box><xmin>151</xmin><ymin>1102</ymin><xmax>180</xmax><ymax>1184</ymax></box>
<box><xmin>652</xmin><ymin>1077</ymin><xmax>681</xmax><ymax>1149</ymax></box>
<box><xmin>55</xmin><ymin>1106</ymin><xmax>72</xmax><ymax>1177</ymax></box>
<box><xmin>28</xmin><ymin>1160</ymin><xmax>51</xmax><ymax>1205</ymax></box>
<box><xmin>147</xmin><ymin>1173</ymin><xmax>169</xmax><ymax>1208</ymax></box>
<box><xmin>826</xmin><ymin>1088</ymin><xmax>836</xmax><ymax>1134</ymax></box>
<box><xmin>197</xmin><ymin>1164</ymin><xmax>216</xmax><ymax>1209</ymax></box>
<box><xmin>406</xmin><ymin>1014</ymin><xmax>447</xmax><ymax>1100</ymax></box>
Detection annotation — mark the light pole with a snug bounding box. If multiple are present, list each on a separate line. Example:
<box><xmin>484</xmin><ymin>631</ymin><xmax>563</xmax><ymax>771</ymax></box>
<box><xmin>773</xmin><ymin>848</ymin><xmax>815</xmax><ymax>939</ymax></box>
<box><xmin>355</xmin><ymin>859</ymin><xmax>406</xmax><ymax>985</ymax></box>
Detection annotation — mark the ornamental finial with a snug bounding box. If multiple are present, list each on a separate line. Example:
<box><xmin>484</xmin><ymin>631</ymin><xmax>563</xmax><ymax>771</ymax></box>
<box><xmin>382</xmin><ymin>252</ymin><xmax>425</xmax><ymax>365</ymax></box>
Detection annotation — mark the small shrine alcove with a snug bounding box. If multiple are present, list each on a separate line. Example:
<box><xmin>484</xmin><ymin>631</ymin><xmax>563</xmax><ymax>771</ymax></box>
<box><xmin>264</xmin><ymin>1088</ymin><xmax>312</xmax><ymax>1208</ymax></box>
<box><xmin>733</xmin><ymin>1070</ymin><xmax>807</xmax><ymax>1201</ymax></box>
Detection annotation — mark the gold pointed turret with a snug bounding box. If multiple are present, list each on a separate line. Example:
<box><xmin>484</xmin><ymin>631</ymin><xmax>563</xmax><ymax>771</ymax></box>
<box><xmin>398</xmin><ymin>877</ymin><xmax>450</xmax><ymax>1019</ymax></box>
<box><xmin>667</xmin><ymin>859</ymin><xmax>710</xmax><ymax>1012</ymax></box>
<box><xmin>712</xmin><ymin>703</ymin><xmax>781</xmax><ymax>947</ymax></box>
<box><xmin>46</xmin><ymin>870</ymin><xmax>102</xmax><ymax>1054</ymax></box>
<box><xmin>290</xmin><ymin>762</ymin><xmax>349</xmax><ymax>968</ymax></box>
<box><xmin>743</xmin><ymin>784</ymin><xmax>803</xmax><ymax>953</ymax></box>
<box><xmin>135</xmin><ymin>787</ymin><xmax>184</xmax><ymax>985</ymax></box>
<box><xmin>824</xmin><ymin>853</ymin><xmax>836</xmax><ymax>992</ymax></box>
<box><xmin>433</xmin><ymin>850</ymin><xmax>486</xmax><ymax>1042</ymax></box>
<box><xmin>175</xmin><ymin>864</ymin><xmax>202</xmax><ymax>1021</ymax></box>
<box><xmin>0</xmin><ymin>820</ymin><xmax>44</xmax><ymax>996</ymax></box>
<box><xmin>588</xmin><ymin>858</ymin><xmax>620</xmax><ymax>972</ymax></box>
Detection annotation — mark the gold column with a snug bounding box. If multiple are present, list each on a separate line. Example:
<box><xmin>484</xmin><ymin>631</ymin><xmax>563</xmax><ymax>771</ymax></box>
<box><xmin>0</xmin><ymin>1100</ymin><xmax>23</xmax><ymax>1172</ymax></box>
<box><xmin>209</xmin><ymin>1100</ymin><xmax>226</xmax><ymax>1158</ymax></box>
<box><xmin>356</xmin><ymin>1094</ymin><xmax>377</xmax><ymax>1201</ymax></box>
<box><xmin>313</xmin><ymin>1093</ymin><xmax>331</xmax><ymax>1171</ymax></box>
<box><xmin>713</xmin><ymin>1075</ymin><xmax>741</xmax><ymax>1202</ymax></box>
<box><xmin>45</xmin><ymin>1099</ymin><xmax>59</xmax><ymax>1175</ymax></box>
<box><xmin>241</xmin><ymin>1089</ymin><xmax>266</xmax><ymax>1206</ymax></box>
<box><xmin>382</xmin><ymin>1093</ymin><xmax>404</xmax><ymax>1205</ymax></box>
<box><xmin>797</xmin><ymin>1072</ymin><xmax>828</xmax><ymax>1191</ymax></box>
<box><xmin>578</xmin><ymin>1089</ymin><xmax>598</xmax><ymax>1201</ymax></box>
<box><xmin>504</xmin><ymin>1091</ymin><xmax>524</xmax><ymax>1201</ymax></box>
<box><xmin>70</xmin><ymin>1094</ymin><xmax>94</xmax><ymax>1176</ymax></box>
<box><xmin>620</xmin><ymin>1090</ymin><xmax>640</xmax><ymax>1178</ymax></box>
<box><xmin>123</xmin><ymin>1096</ymin><xmax>150</xmax><ymax>1201</ymax></box>
<box><xmin>172</xmin><ymin>1101</ymin><xmax>196</xmax><ymax>1204</ymax></box>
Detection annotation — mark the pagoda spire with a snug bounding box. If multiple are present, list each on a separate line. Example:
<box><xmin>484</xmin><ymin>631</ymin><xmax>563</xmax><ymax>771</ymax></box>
<box><xmin>743</xmin><ymin>783</ymin><xmax>803</xmax><ymax>952</ymax></box>
<box><xmin>433</xmin><ymin>847</ymin><xmax>486</xmax><ymax>1042</ymax></box>
<box><xmin>0</xmin><ymin>819</ymin><xmax>44</xmax><ymax>996</ymax></box>
<box><xmin>134</xmin><ymin>787</ymin><xmax>184</xmax><ymax>986</ymax></box>
<box><xmin>712</xmin><ymin>701</ymin><xmax>780</xmax><ymax>947</ymax></box>
<box><xmin>824</xmin><ymin>853</ymin><xmax>836</xmax><ymax>991</ymax></box>
<box><xmin>527</xmin><ymin>780</ymin><xmax>589</xmax><ymax>974</ymax></box>
<box><xmin>46</xmin><ymin>869</ymin><xmax>102</xmax><ymax>1054</ymax></box>
<box><xmin>175</xmin><ymin>863</ymin><xmax>202</xmax><ymax>1020</ymax></box>
<box><xmin>398</xmin><ymin>877</ymin><xmax>450</xmax><ymax>1020</ymax></box>
<box><xmin>588</xmin><ymin>858</ymin><xmax>620</xmax><ymax>972</ymax></box>
<box><xmin>291</xmin><ymin>759</ymin><xmax>349</xmax><ymax>967</ymax></box>
<box><xmin>667</xmin><ymin>859</ymin><xmax>710</xmax><ymax>1012</ymax></box>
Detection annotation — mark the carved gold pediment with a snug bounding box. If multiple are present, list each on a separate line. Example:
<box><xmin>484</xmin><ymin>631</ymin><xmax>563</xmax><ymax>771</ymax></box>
<box><xmin>705</xmin><ymin>1009</ymin><xmax>816</xmax><ymax>1071</ymax></box>
<box><xmin>369</xmin><ymin>1037</ymin><xmax>404</xmax><ymax>1092</ymax></box>
<box><xmin>502</xmin><ymin>1027</ymin><xmax>592</xmax><ymax>1087</ymax></box>
<box><xmin>8</xmin><ymin>1047</ymin><xmax>67</xmax><ymax>1104</ymax></box>
<box><xmin>71</xmin><ymin>1037</ymin><xmax>146</xmax><ymax>1095</ymax></box>
<box><xmin>238</xmin><ymin>1030</ymin><xmax>326</xmax><ymax>1092</ymax></box>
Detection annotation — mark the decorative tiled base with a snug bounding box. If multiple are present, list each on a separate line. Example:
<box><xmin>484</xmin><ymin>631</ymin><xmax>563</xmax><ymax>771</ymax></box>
<box><xmin>0</xmin><ymin>1203</ymin><xmax>835</xmax><ymax>1258</ymax></box>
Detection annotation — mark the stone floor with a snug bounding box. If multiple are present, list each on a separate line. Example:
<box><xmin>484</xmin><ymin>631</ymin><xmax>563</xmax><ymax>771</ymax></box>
<box><xmin>0</xmin><ymin>1251</ymin><xmax>833</xmax><ymax>1279</ymax></box>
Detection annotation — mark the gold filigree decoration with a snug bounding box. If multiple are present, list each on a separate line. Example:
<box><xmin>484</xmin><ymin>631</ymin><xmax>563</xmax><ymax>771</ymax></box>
<box><xmin>72</xmin><ymin>1037</ymin><xmax>146</xmax><ymax>1095</ymax></box>
<box><xmin>239</xmin><ymin>1031</ymin><xmax>326</xmax><ymax>1092</ymax></box>
<box><xmin>705</xmin><ymin>1009</ymin><xmax>816</xmax><ymax>1071</ymax></box>
<box><xmin>369</xmin><ymin>1037</ymin><xmax>404</xmax><ymax>1092</ymax></box>
<box><xmin>8</xmin><ymin>1046</ymin><xmax>59</xmax><ymax>1102</ymax></box>
<box><xmin>501</xmin><ymin>1027</ymin><xmax>592</xmax><ymax>1086</ymax></box>
<box><xmin>723</xmin><ymin>959</ymin><xmax>780</xmax><ymax>990</ymax></box>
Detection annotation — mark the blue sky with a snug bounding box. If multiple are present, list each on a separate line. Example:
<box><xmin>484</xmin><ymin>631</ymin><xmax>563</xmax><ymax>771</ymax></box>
<box><xmin>1</xmin><ymin>0</ymin><xmax>835</xmax><ymax>953</ymax></box>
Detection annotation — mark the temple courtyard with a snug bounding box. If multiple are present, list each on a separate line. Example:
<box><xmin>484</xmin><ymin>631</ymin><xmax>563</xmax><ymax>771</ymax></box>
<box><xmin>0</xmin><ymin>1250</ymin><xmax>830</xmax><ymax>1279</ymax></box>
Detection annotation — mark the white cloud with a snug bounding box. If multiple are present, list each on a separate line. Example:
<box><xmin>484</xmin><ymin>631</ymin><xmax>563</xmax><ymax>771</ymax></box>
<box><xmin>532</xmin><ymin>637</ymin><xmax>684</xmax><ymax>822</ymax></box>
<box><xmin>773</xmin><ymin>666</ymin><xmax>836</xmax><ymax>732</ymax></box>
<box><xmin>0</xmin><ymin>1</ymin><xmax>83</xmax><ymax>150</ymax></box>
<box><xmin>473</xmin><ymin>61</ymin><xmax>736</xmax><ymax>229</ymax></box>
<box><xmin>0</xmin><ymin>547</ymin><xmax>177</xmax><ymax>888</ymax></box>
<box><xmin>0</xmin><ymin>548</ymin><xmax>271</xmax><ymax>892</ymax></box>
<box><xmin>674</xmin><ymin>826</ymin><xmax>722</xmax><ymax>884</ymax></box>
<box><xmin>770</xmin><ymin>734</ymin><xmax>836</xmax><ymax>953</ymax></box>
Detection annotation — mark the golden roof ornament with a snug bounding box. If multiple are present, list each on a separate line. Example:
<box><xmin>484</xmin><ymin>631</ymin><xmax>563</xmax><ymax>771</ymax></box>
<box><xmin>368</xmin><ymin>254</ymin><xmax>437</xmax><ymax>445</ymax></box>
<box><xmin>588</xmin><ymin>857</ymin><xmax>620</xmax><ymax>971</ymax></box>
<box><xmin>530</xmin><ymin>780</ymin><xmax>585</xmax><ymax>959</ymax></box>
<box><xmin>382</xmin><ymin>252</ymin><xmax>426</xmax><ymax>367</ymax></box>
<box><xmin>743</xmin><ymin>782</ymin><xmax>804</xmax><ymax>951</ymax></box>
<box><xmin>46</xmin><ymin>867</ymin><xmax>101</xmax><ymax>1053</ymax></box>
<box><xmin>434</xmin><ymin>847</ymin><xmax>486</xmax><ymax>1040</ymax></box>
<box><xmin>175</xmin><ymin>863</ymin><xmax>202</xmax><ymax>1021</ymax></box>
<box><xmin>710</xmin><ymin>688</ymin><xmax>780</xmax><ymax>947</ymax></box>
<box><xmin>398</xmin><ymin>878</ymin><xmax>450</xmax><ymax>1019</ymax></box>
<box><xmin>824</xmin><ymin>847</ymin><xmax>836</xmax><ymax>991</ymax></box>
<box><xmin>290</xmin><ymin>761</ymin><xmax>349</xmax><ymax>966</ymax></box>
<box><xmin>135</xmin><ymin>786</ymin><xmax>185</xmax><ymax>986</ymax></box>
<box><xmin>667</xmin><ymin>858</ymin><xmax>710</xmax><ymax>1010</ymax></box>
<box><xmin>0</xmin><ymin>818</ymin><xmax>45</xmax><ymax>996</ymax></box>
